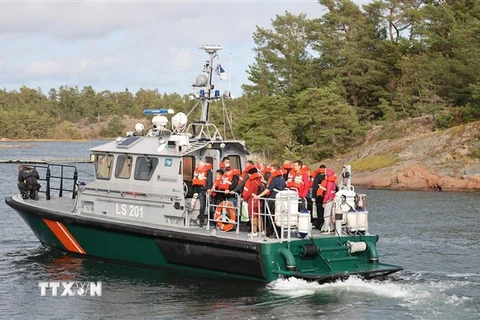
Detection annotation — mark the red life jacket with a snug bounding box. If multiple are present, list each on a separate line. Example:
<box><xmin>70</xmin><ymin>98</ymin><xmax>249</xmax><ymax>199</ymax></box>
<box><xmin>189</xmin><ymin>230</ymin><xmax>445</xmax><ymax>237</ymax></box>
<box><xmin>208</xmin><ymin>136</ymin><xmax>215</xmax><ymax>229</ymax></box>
<box><xmin>242</xmin><ymin>172</ymin><xmax>262</xmax><ymax>200</ymax></box>
<box><xmin>286</xmin><ymin>170</ymin><xmax>304</xmax><ymax>191</ymax></box>
<box><xmin>218</xmin><ymin>168</ymin><xmax>240</xmax><ymax>191</ymax></box>
<box><xmin>192</xmin><ymin>164</ymin><xmax>212</xmax><ymax>187</ymax></box>
<box><xmin>281</xmin><ymin>163</ymin><xmax>292</xmax><ymax>176</ymax></box>
<box><xmin>240</xmin><ymin>163</ymin><xmax>256</xmax><ymax>182</ymax></box>
<box><xmin>313</xmin><ymin>167</ymin><xmax>327</xmax><ymax>196</ymax></box>
<box><xmin>262</xmin><ymin>166</ymin><xmax>272</xmax><ymax>176</ymax></box>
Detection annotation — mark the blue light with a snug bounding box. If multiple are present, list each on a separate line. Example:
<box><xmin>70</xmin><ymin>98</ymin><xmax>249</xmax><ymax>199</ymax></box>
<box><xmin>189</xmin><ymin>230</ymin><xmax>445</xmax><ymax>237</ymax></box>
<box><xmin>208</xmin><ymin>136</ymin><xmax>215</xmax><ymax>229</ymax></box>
<box><xmin>143</xmin><ymin>109</ymin><xmax>174</xmax><ymax>115</ymax></box>
<box><xmin>199</xmin><ymin>90</ymin><xmax>205</xmax><ymax>97</ymax></box>
<box><xmin>215</xmin><ymin>90</ymin><xmax>220</xmax><ymax>97</ymax></box>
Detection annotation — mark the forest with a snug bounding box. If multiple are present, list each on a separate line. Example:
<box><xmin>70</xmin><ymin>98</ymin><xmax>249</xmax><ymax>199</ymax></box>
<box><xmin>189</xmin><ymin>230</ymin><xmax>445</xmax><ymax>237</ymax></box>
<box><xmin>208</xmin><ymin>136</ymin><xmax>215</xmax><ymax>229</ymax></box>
<box><xmin>1</xmin><ymin>0</ymin><xmax>480</xmax><ymax>163</ymax></box>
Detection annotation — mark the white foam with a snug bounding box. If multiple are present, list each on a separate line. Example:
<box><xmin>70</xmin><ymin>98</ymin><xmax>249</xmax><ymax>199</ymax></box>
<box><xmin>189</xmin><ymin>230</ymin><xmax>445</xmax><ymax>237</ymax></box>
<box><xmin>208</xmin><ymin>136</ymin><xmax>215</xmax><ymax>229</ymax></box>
<box><xmin>267</xmin><ymin>275</ymin><xmax>471</xmax><ymax>308</ymax></box>
<box><xmin>267</xmin><ymin>277</ymin><xmax>321</xmax><ymax>297</ymax></box>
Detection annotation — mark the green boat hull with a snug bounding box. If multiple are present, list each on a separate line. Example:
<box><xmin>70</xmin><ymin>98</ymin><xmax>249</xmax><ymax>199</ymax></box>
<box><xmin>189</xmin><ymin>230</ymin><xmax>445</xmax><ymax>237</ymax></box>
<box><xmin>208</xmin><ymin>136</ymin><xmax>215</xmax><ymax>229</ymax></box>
<box><xmin>6</xmin><ymin>197</ymin><xmax>402</xmax><ymax>282</ymax></box>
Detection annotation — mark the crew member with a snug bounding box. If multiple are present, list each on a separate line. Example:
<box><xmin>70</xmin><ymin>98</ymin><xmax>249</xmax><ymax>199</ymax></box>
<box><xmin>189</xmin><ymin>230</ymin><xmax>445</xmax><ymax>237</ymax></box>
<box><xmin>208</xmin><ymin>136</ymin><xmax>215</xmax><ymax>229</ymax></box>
<box><xmin>17</xmin><ymin>164</ymin><xmax>41</xmax><ymax>200</ymax></box>
<box><xmin>192</xmin><ymin>161</ymin><xmax>213</xmax><ymax>228</ymax></box>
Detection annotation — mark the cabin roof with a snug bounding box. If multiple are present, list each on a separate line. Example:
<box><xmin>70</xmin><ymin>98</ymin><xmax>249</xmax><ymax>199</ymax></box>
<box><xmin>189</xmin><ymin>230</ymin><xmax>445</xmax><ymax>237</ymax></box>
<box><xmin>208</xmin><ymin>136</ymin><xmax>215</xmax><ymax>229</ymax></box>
<box><xmin>90</xmin><ymin>135</ymin><xmax>250</xmax><ymax>156</ymax></box>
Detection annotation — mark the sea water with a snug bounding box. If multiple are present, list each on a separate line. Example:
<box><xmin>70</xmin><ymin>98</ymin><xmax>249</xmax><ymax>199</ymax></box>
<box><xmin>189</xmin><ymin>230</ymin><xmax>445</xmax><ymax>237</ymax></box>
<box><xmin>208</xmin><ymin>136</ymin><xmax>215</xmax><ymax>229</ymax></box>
<box><xmin>0</xmin><ymin>141</ymin><xmax>479</xmax><ymax>319</ymax></box>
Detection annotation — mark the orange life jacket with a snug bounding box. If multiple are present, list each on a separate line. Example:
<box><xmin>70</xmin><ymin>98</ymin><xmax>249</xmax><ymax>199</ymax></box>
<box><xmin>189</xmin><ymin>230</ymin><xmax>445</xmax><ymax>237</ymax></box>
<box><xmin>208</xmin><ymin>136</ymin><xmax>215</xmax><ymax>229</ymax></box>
<box><xmin>313</xmin><ymin>168</ymin><xmax>327</xmax><ymax>196</ymax></box>
<box><xmin>286</xmin><ymin>170</ymin><xmax>304</xmax><ymax>191</ymax></box>
<box><xmin>318</xmin><ymin>169</ymin><xmax>337</xmax><ymax>197</ymax></box>
<box><xmin>240</xmin><ymin>163</ymin><xmax>256</xmax><ymax>182</ymax></box>
<box><xmin>218</xmin><ymin>168</ymin><xmax>240</xmax><ymax>191</ymax></box>
<box><xmin>192</xmin><ymin>164</ymin><xmax>212</xmax><ymax>187</ymax></box>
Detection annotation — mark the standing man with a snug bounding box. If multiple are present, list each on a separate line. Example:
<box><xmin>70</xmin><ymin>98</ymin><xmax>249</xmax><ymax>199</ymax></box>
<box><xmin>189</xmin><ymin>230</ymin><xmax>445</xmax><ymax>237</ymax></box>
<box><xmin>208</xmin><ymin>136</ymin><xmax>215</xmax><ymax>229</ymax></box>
<box><xmin>192</xmin><ymin>161</ymin><xmax>213</xmax><ymax>228</ymax></box>
<box><xmin>254</xmin><ymin>164</ymin><xmax>286</xmax><ymax>237</ymax></box>
<box><xmin>321</xmin><ymin>168</ymin><xmax>337</xmax><ymax>234</ymax></box>
<box><xmin>286</xmin><ymin>160</ymin><xmax>310</xmax><ymax>209</ymax></box>
<box><xmin>312</xmin><ymin>164</ymin><xmax>327</xmax><ymax>229</ymax></box>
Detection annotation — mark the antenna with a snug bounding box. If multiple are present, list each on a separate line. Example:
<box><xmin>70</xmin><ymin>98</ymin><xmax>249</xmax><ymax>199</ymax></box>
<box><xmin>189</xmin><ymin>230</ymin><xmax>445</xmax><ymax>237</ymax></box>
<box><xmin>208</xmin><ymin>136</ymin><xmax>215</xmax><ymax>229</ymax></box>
<box><xmin>194</xmin><ymin>45</ymin><xmax>223</xmax><ymax>123</ymax></box>
<box><xmin>228</xmin><ymin>53</ymin><xmax>232</xmax><ymax>98</ymax></box>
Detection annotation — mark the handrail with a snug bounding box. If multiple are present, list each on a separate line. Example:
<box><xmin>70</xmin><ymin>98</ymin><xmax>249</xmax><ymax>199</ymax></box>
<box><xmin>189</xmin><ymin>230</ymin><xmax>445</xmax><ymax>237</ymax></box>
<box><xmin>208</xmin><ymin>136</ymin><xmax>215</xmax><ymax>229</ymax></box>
<box><xmin>25</xmin><ymin>164</ymin><xmax>78</xmax><ymax>200</ymax></box>
<box><xmin>252</xmin><ymin>192</ymin><xmax>300</xmax><ymax>242</ymax></box>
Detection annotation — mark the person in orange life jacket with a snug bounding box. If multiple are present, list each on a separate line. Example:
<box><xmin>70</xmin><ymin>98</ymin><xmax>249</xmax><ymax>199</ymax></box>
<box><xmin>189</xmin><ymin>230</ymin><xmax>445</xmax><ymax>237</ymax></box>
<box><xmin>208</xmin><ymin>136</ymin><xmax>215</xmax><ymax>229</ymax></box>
<box><xmin>218</xmin><ymin>157</ymin><xmax>240</xmax><ymax>202</ymax></box>
<box><xmin>232</xmin><ymin>160</ymin><xmax>255</xmax><ymax>194</ymax></box>
<box><xmin>242</xmin><ymin>167</ymin><xmax>264</xmax><ymax>235</ymax></box>
<box><xmin>301</xmin><ymin>164</ymin><xmax>315</xmax><ymax>223</ymax></box>
<box><xmin>207</xmin><ymin>169</ymin><xmax>224</xmax><ymax>226</ymax></box>
<box><xmin>220</xmin><ymin>156</ymin><xmax>230</xmax><ymax>170</ymax></box>
<box><xmin>282</xmin><ymin>160</ymin><xmax>292</xmax><ymax>181</ymax></box>
<box><xmin>312</xmin><ymin>164</ymin><xmax>327</xmax><ymax>230</ymax></box>
<box><xmin>192</xmin><ymin>161</ymin><xmax>213</xmax><ymax>228</ymax></box>
<box><xmin>320</xmin><ymin>168</ymin><xmax>338</xmax><ymax>234</ymax></box>
<box><xmin>260</xmin><ymin>163</ymin><xmax>272</xmax><ymax>181</ymax></box>
<box><xmin>286</xmin><ymin>160</ymin><xmax>310</xmax><ymax>209</ymax></box>
<box><xmin>254</xmin><ymin>164</ymin><xmax>286</xmax><ymax>237</ymax></box>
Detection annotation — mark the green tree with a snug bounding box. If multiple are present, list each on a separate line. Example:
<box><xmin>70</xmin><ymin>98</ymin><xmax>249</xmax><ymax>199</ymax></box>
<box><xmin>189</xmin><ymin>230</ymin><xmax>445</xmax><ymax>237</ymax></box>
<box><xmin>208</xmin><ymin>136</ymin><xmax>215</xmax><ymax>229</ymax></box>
<box><xmin>236</xmin><ymin>95</ymin><xmax>290</xmax><ymax>160</ymax></box>
<box><xmin>293</xmin><ymin>84</ymin><xmax>363</xmax><ymax>160</ymax></box>
<box><xmin>244</xmin><ymin>12</ymin><xmax>316</xmax><ymax>97</ymax></box>
<box><xmin>101</xmin><ymin>115</ymin><xmax>125</xmax><ymax>137</ymax></box>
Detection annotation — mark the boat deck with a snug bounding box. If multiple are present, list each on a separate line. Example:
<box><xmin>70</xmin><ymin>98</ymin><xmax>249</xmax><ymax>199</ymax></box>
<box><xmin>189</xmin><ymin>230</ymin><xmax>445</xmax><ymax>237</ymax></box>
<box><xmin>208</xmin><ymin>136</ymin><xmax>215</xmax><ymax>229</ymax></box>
<box><xmin>12</xmin><ymin>194</ymin><xmax>339</xmax><ymax>244</ymax></box>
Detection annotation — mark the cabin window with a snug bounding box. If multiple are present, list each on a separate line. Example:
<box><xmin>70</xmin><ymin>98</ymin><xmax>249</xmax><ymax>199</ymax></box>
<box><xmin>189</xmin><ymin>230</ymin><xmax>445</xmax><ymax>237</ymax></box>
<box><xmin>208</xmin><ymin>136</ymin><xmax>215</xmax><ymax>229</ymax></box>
<box><xmin>134</xmin><ymin>156</ymin><xmax>158</xmax><ymax>181</ymax></box>
<box><xmin>95</xmin><ymin>154</ymin><xmax>114</xmax><ymax>180</ymax></box>
<box><xmin>182</xmin><ymin>156</ymin><xmax>195</xmax><ymax>181</ymax></box>
<box><xmin>115</xmin><ymin>155</ymin><xmax>133</xmax><ymax>179</ymax></box>
<box><xmin>205</xmin><ymin>156</ymin><xmax>214</xmax><ymax>167</ymax></box>
<box><xmin>227</xmin><ymin>155</ymin><xmax>242</xmax><ymax>171</ymax></box>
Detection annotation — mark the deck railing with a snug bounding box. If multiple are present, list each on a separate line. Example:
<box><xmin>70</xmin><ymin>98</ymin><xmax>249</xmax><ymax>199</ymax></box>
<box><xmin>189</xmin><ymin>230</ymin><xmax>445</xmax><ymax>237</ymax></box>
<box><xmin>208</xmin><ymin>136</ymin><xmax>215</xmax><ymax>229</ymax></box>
<box><xmin>25</xmin><ymin>164</ymin><xmax>78</xmax><ymax>200</ymax></box>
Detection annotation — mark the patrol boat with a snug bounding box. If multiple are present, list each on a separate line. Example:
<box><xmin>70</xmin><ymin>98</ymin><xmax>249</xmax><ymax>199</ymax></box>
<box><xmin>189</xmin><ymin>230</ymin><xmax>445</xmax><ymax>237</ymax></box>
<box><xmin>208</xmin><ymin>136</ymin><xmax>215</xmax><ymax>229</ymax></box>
<box><xmin>5</xmin><ymin>45</ymin><xmax>402</xmax><ymax>282</ymax></box>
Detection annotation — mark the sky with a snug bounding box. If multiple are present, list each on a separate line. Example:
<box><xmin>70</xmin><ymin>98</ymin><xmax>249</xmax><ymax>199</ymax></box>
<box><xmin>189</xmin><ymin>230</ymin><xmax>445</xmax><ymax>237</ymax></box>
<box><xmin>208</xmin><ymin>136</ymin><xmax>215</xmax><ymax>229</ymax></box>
<box><xmin>0</xmin><ymin>0</ymin><xmax>372</xmax><ymax>98</ymax></box>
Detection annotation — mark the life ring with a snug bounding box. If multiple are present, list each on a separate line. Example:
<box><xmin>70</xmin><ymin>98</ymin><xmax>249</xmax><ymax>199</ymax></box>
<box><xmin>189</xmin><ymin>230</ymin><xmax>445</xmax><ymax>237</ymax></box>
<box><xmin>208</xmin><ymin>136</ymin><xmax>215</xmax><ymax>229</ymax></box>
<box><xmin>214</xmin><ymin>201</ymin><xmax>236</xmax><ymax>232</ymax></box>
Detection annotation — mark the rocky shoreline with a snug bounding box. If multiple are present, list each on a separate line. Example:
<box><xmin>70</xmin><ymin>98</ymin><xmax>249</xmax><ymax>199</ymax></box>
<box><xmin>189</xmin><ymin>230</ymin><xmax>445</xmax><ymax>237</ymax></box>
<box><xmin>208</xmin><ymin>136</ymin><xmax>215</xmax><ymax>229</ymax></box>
<box><xmin>329</xmin><ymin>118</ymin><xmax>480</xmax><ymax>192</ymax></box>
<box><xmin>353</xmin><ymin>165</ymin><xmax>480</xmax><ymax>191</ymax></box>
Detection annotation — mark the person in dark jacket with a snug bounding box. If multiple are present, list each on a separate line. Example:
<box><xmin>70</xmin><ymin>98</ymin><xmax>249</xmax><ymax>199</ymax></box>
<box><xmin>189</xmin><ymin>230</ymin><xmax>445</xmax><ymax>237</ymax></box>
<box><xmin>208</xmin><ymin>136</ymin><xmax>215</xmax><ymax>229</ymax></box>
<box><xmin>254</xmin><ymin>164</ymin><xmax>286</xmax><ymax>237</ymax></box>
<box><xmin>312</xmin><ymin>164</ymin><xmax>326</xmax><ymax>229</ymax></box>
<box><xmin>17</xmin><ymin>165</ymin><xmax>40</xmax><ymax>200</ymax></box>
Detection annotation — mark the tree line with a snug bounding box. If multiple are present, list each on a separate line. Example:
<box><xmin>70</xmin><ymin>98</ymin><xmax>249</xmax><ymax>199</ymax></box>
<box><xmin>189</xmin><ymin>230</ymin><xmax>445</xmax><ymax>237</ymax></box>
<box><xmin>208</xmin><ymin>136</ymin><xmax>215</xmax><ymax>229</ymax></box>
<box><xmin>1</xmin><ymin>0</ymin><xmax>480</xmax><ymax>163</ymax></box>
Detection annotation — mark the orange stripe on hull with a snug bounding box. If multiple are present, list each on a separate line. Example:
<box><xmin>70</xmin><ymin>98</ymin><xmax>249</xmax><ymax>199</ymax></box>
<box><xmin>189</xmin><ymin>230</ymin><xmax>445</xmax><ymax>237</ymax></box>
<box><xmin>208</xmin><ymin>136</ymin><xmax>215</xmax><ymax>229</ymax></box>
<box><xmin>43</xmin><ymin>219</ymin><xmax>86</xmax><ymax>254</ymax></box>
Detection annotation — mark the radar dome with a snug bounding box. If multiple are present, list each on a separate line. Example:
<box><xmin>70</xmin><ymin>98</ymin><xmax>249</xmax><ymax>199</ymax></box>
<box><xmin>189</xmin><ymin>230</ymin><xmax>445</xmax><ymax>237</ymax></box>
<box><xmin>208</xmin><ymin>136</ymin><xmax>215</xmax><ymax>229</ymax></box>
<box><xmin>195</xmin><ymin>74</ymin><xmax>208</xmax><ymax>87</ymax></box>
<box><xmin>172</xmin><ymin>112</ymin><xmax>188</xmax><ymax>130</ymax></box>
<box><xmin>152</xmin><ymin>115</ymin><xmax>168</xmax><ymax>129</ymax></box>
<box><xmin>135</xmin><ymin>123</ymin><xmax>144</xmax><ymax>133</ymax></box>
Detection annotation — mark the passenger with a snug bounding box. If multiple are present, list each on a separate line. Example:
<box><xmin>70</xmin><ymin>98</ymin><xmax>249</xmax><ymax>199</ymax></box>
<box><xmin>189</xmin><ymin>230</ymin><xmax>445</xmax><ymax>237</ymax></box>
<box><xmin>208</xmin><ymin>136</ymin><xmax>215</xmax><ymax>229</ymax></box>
<box><xmin>312</xmin><ymin>164</ymin><xmax>327</xmax><ymax>229</ymax></box>
<box><xmin>241</xmin><ymin>167</ymin><xmax>263</xmax><ymax>236</ymax></box>
<box><xmin>219</xmin><ymin>157</ymin><xmax>240</xmax><ymax>204</ymax></box>
<box><xmin>254</xmin><ymin>164</ymin><xmax>286</xmax><ymax>237</ymax></box>
<box><xmin>286</xmin><ymin>160</ymin><xmax>310</xmax><ymax>209</ymax></box>
<box><xmin>262</xmin><ymin>164</ymin><xmax>272</xmax><ymax>182</ymax></box>
<box><xmin>192</xmin><ymin>161</ymin><xmax>213</xmax><ymax>228</ymax></box>
<box><xmin>17</xmin><ymin>164</ymin><xmax>40</xmax><ymax>200</ymax></box>
<box><xmin>220</xmin><ymin>156</ymin><xmax>230</xmax><ymax>170</ymax></box>
<box><xmin>233</xmin><ymin>160</ymin><xmax>255</xmax><ymax>194</ymax></box>
<box><xmin>281</xmin><ymin>160</ymin><xmax>292</xmax><ymax>180</ymax></box>
<box><xmin>208</xmin><ymin>169</ymin><xmax>224</xmax><ymax>225</ymax></box>
<box><xmin>320</xmin><ymin>168</ymin><xmax>338</xmax><ymax>234</ymax></box>
<box><xmin>302</xmin><ymin>164</ymin><xmax>314</xmax><ymax>223</ymax></box>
